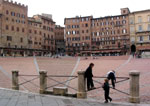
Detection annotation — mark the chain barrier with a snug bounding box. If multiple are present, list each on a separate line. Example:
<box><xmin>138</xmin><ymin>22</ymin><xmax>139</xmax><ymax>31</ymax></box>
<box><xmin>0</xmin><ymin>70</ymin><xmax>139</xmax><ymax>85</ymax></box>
<box><xmin>46</xmin><ymin>75</ymin><xmax>78</xmax><ymax>91</ymax></box>
<box><xmin>18</xmin><ymin>75</ymin><xmax>39</xmax><ymax>88</ymax></box>
<box><xmin>87</xmin><ymin>76</ymin><xmax>130</xmax><ymax>95</ymax></box>
<box><xmin>17</xmin><ymin>74</ymin><xmax>129</xmax><ymax>95</ymax></box>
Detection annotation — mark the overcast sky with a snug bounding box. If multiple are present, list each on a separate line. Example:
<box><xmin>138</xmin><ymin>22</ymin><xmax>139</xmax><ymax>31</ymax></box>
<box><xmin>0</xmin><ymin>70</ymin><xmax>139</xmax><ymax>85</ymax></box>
<box><xmin>14</xmin><ymin>0</ymin><xmax>150</xmax><ymax>26</ymax></box>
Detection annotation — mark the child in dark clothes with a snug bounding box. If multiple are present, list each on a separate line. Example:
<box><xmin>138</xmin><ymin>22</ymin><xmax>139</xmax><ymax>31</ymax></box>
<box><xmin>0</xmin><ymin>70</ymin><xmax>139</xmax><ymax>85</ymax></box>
<box><xmin>102</xmin><ymin>78</ymin><xmax>112</xmax><ymax>103</ymax></box>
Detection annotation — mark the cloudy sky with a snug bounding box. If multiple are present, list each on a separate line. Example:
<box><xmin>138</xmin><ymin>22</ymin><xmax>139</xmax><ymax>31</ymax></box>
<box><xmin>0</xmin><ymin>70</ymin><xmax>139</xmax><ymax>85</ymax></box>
<box><xmin>14</xmin><ymin>0</ymin><xmax>150</xmax><ymax>26</ymax></box>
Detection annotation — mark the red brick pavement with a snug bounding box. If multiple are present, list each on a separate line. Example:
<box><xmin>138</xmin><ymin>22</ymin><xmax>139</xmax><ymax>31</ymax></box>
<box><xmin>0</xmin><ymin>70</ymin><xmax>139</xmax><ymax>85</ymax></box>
<box><xmin>0</xmin><ymin>56</ymin><xmax>150</xmax><ymax>103</ymax></box>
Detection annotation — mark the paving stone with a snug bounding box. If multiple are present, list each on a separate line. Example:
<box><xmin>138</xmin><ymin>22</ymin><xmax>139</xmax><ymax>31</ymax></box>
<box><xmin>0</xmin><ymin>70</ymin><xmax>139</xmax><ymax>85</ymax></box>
<box><xmin>0</xmin><ymin>56</ymin><xmax>150</xmax><ymax>104</ymax></box>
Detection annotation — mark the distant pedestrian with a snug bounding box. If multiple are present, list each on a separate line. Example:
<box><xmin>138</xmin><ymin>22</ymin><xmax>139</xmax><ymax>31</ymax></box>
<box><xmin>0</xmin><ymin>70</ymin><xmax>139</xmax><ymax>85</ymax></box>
<box><xmin>84</xmin><ymin>63</ymin><xmax>96</xmax><ymax>91</ymax></box>
<box><xmin>102</xmin><ymin>78</ymin><xmax>112</xmax><ymax>103</ymax></box>
<box><xmin>107</xmin><ymin>70</ymin><xmax>116</xmax><ymax>89</ymax></box>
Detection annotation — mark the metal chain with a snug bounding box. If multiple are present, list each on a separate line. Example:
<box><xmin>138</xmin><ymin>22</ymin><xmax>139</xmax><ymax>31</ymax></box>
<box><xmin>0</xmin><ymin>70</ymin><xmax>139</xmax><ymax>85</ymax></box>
<box><xmin>19</xmin><ymin>76</ymin><xmax>39</xmax><ymax>88</ymax></box>
<box><xmin>46</xmin><ymin>77</ymin><xmax>77</xmax><ymax>91</ymax></box>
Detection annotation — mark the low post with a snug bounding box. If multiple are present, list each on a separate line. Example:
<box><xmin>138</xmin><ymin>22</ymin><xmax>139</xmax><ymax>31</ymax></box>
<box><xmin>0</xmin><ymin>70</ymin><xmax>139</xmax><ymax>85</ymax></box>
<box><xmin>39</xmin><ymin>70</ymin><xmax>47</xmax><ymax>94</ymax></box>
<box><xmin>77</xmin><ymin>71</ymin><xmax>87</xmax><ymax>99</ymax></box>
<box><xmin>129</xmin><ymin>70</ymin><xmax>140</xmax><ymax>103</ymax></box>
<box><xmin>12</xmin><ymin>70</ymin><xmax>19</xmax><ymax>90</ymax></box>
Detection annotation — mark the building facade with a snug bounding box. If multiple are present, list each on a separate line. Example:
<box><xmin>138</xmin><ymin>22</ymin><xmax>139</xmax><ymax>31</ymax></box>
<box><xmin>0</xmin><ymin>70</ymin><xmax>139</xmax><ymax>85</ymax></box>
<box><xmin>0</xmin><ymin>0</ymin><xmax>28</xmax><ymax>56</ymax></box>
<box><xmin>64</xmin><ymin>16</ymin><xmax>93</xmax><ymax>55</ymax></box>
<box><xmin>0</xmin><ymin>0</ymin><xmax>57</xmax><ymax>56</ymax></box>
<box><xmin>55</xmin><ymin>25</ymin><xmax>65</xmax><ymax>54</ymax></box>
<box><xmin>33</xmin><ymin>14</ymin><xmax>56</xmax><ymax>55</ymax></box>
<box><xmin>28</xmin><ymin>14</ymin><xmax>56</xmax><ymax>56</ymax></box>
<box><xmin>28</xmin><ymin>17</ymin><xmax>43</xmax><ymax>56</ymax></box>
<box><xmin>65</xmin><ymin>9</ymin><xmax>130</xmax><ymax>56</ymax></box>
<box><xmin>129</xmin><ymin>10</ymin><xmax>150</xmax><ymax>54</ymax></box>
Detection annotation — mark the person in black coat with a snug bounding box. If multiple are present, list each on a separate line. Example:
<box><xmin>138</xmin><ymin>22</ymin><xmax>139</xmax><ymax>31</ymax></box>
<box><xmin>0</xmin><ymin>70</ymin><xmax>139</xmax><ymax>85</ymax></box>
<box><xmin>107</xmin><ymin>70</ymin><xmax>116</xmax><ymax>89</ymax></box>
<box><xmin>102</xmin><ymin>78</ymin><xmax>112</xmax><ymax>103</ymax></box>
<box><xmin>84</xmin><ymin>63</ymin><xmax>95</xmax><ymax>91</ymax></box>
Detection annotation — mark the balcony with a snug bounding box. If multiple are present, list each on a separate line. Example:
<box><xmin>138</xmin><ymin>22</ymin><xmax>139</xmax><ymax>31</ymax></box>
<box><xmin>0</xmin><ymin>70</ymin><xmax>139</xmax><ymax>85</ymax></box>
<box><xmin>136</xmin><ymin>40</ymin><xmax>150</xmax><ymax>44</ymax></box>
<box><xmin>136</xmin><ymin>30</ymin><xmax>150</xmax><ymax>34</ymax></box>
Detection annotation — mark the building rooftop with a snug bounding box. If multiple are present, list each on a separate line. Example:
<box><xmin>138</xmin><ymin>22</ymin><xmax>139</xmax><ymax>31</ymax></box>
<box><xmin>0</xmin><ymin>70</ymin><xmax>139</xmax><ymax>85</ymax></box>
<box><xmin>131</xmin><ymin>9</ymin><xmax>150</xmax><ymax>14</ymax></box>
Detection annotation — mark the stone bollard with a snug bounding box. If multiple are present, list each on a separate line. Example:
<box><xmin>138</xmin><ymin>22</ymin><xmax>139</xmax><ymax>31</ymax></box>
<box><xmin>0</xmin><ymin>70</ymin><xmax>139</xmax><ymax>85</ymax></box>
<box><xmin>77</xmin><ymin>71</ymin><xmax>87</xmax><ymax>99</ymax></box>
<box><xmin>39</xmin><ymin>71</ymin><xmax>47</xmax><ymax>94</ymax></box>
<box><xmin>129</xmin><ymin>70</ymin><xmax>140</xmax><ymax>103</ymax></box>
<box><xmin>12</xmin><ymin>70</ymin><xmax>19</xmax><ymax>90</ymax></box>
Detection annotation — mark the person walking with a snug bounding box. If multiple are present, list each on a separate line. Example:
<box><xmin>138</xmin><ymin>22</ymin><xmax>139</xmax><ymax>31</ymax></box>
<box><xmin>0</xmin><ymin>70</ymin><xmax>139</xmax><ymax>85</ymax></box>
<box><xmin>84</xmin><ymin>63</ymin><xmax>95</xmax><ymax>91</ymax></box>
<box><xmin>102</xmin><ymin>78</ymin><xmax>112</xmax><ymax>103</ymax></box>
<box><xmin>107</xmin><ymin>70</ymin><xmax>116</xmax><ymax>89</ymax></box>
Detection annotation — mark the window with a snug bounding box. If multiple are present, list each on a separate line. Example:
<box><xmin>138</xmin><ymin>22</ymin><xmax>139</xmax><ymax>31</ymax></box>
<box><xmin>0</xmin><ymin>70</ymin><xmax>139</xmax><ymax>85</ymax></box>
<box><xmin>12</xmin><ymin>19</ymin><xmax>14</xmax><ymax>22</ymax></box>
<box><xmin>6</xmin><ymin>17</ymin><xmax>9</xmax><ymax>21</ymax></box>
<box><xmin>21</xmin><ymin>14</ymin><xmax>25</xmax><ymax>18</ymax></box>
<box><xmin>6</xmin><ymin>10</ymin><xmax>9</xmax><ymax>15</ymax></box>
<box><xmin>67</xmin><ymin>31</ymin><xmax>70</xmax><ymax>35</ymax></box>
<box><xmin>20</xmin><ymin>38</ymin><xmax>23</xmax><ymax>43</ymax></box>
<box><xmin>148</xmin><ymin>24</ymin><xmax>150</xmax><ymax>31</ymax></box>
<box><xmin>39</xmin><ymin>31</ymin><xmax>42</xmax><ymax>35</ymax></box>
<box><xmin>7</xmin><ymin>36</ymin><xmax>12</xmax><ymax>41</ymax></box>
<box><xmin>116</xmin><ymin>21</ymin><xmax>120</xmax><ymax>25</ymax></box>
<box><xmin>138</xmin><ymin>25</ymin><xmax>142</xmax><ymax>31</ymax></box>
<box><xmin>72</xmin><ymin>31</ymin><xmax>76</xmax><ymax>35</ymax></box>
<box><xmin>22</xmin><ymin>28</ymin><xmax>24</xmax><ymax>32</ymax></box>
<box><xmin>67</xmin><ymin>25</ymin><xmax>70</xmax><ymax>29</ymax></box>
<box><xmin>29</xmin><ymin>29</ymin><xmax>32</xmax><ymax>33</ymax></box>
<box><xmin>11</xmin><ymin>12</ymin><xmax>15</xmax><ymax>16</ymax></box>
<box><xmin>16</xmin><ymin>19</ymin><xmax>20</xmax><ymax>23</ymax></box>
<box><xmin>129</xmin><ymin>17</ymin><xmax>134</xmax><ymax>24</ymax></box>
<box><xmin>86</xmin><ymin>30</ymin><xmax>88</xmax><ymax>33</ymax></box>
<box><xmin>11</xmin><ymin>26</ymin><xmax>14</xmax><ymax>31</ymax></box>
<box><xmin>17</xmin><ymin>13</ymin><xmax>20</xmax><ymax>17</ymax></box>
<box><xmin>85</xmin><ymin>23</ymin><xmax>88</xmax><ymax>27</ymax></box>
<box><xmin>102</xmin><ymin>32</ymin><xmax>104</xmax><ymax>35</ymax></box>
<box><xmin>8</xmin><ymin>43</ymin><xmax>11</xmax><ymax>47</ymax></box>
<box><xmin>111</xmin><ymin>31</ymin><xmax>114</xmax><ymax>35</ymax></box>
<box><xmin>138</xmin><ymin>16</ymin><xmax>142</xmax><ymax>23</ymax></box>
<box><xmin>81</xmin><ymin>18</ymin><xmax>84</xmax><ymax>22</ymax></box>
<box><xmin>17</xmin><ymin>27</ymin><xmax>19</xmax><ymax>32</ymax></box>
<box><xmin>139</xmin><ymin>36</ymin><xmax>143</xmax><ymax>41</ymax></box>
<box><xmin>6</xmin><ymin>25</ymin><xmax>9</xmax><ymax>30</ymax></box>
<box><xmin>82</xmin><ymin>30</ymin><xmax>84</xmax><ymax>33</ymax></box>
<box><xmin>148</xmin><ymin>35</ymin><xmax>150</xmax><ymax>40</ymax></box>
<box><xmin>97</xmin><ymin>32</ymin><xmax>99</xmax><ymax>36</ymax></box>
<box><xmin>117</xmin><ymin>30</ymin><xmax>120</xmax><ymax>34</ymax></box>
<box><xmin>86</xmin><ymin>18</ymin><xmax>89</xmax><ymax>21</ymax></box>
<box><xmin>122</xmin><ymin>20</ymin><xmax>126</xmax><ymax>24</ymax></box>
<box><xmin>131</xmin><ymin>37</ymin><xmax>135</xmax><ymax>42</ymax></box>
<box><xmin>148</xmin><ymin>16</ymin><xmax>150</xmax><ymax>22</ymax></box>
<box><xmin>106</xmin><ymin>31</ymin><xmax>109</xmax><ymax>35</ymax></box>
<box><xmin>34</xmin><ymin>30</ymin><xmax>37</xmax><ymax>34</ymax></box>
<box><xmin>122</xmin><ymin>29</ymin><xmax>127</xmax><ymax>34</ymax></box>
<box><xmin>106</xmin><ymin>21</ymin><xmax>109</xmax><ymax>25</ymax></box>
<box><xmin>130</xmin><ymin>26</ymin><xmax>135</xmax><ymax>33</ymax></box>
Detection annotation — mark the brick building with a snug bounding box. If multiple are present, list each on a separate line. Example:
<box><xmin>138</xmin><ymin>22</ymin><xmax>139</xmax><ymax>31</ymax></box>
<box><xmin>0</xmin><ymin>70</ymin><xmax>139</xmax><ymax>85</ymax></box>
<box><xmin>28</xmin><ymin>17</ymin><xmax>43</xmax><ymax>56</ymax></box>
<box><xmin>0</xmin><ymin>0</ymin><xmax>28</xmax><ymax>56</ymax></box>
<box><xmin>28</xmin><ymin>14</ymin><xmax>56</xmax><ymax>56</ymax></box>
<box><xmin>33</xmin><ymin>14</ymin><xmax>56</xmax><ymax>55</ymax></box>
<box><xmin>64</xmin><ymin>9</ymin><xmax>130</xmax><ymax>56</ymax></box>
<box><xmin>64</xmin><ymin>16</ymin><xmax>93</xmax><ymax>55</ymax></box>
<box><xmin>55</xmin><ymin>25</ymin><xmax>65</xmax><ymax>54</ymax></box>
<box><xmin>0</xmin><ymin>0</ymin><xmax>56</xmax><ymax>56</ymax></box>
